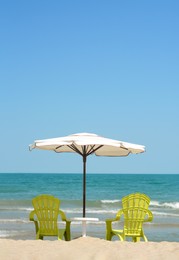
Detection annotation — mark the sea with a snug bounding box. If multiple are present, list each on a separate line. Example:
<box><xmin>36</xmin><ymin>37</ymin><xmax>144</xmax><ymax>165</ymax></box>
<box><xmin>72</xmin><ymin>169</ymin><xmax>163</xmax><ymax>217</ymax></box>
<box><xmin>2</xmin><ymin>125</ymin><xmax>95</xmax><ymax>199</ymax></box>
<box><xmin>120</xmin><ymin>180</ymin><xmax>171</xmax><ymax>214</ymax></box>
<box><xmin>0</xmin><ymin>173</ymin><xmax>179</xmax><ymax>242</ymax></box>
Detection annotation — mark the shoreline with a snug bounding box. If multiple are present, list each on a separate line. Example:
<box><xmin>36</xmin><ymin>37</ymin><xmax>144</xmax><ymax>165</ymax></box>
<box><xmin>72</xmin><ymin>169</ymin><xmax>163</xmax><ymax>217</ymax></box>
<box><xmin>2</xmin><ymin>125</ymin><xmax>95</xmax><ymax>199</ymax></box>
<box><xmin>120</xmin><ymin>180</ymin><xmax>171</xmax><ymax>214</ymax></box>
<box><xmin>1</xmin><ymin>237</ymin><xmax>179</xmax><ymax>260</ymax></box>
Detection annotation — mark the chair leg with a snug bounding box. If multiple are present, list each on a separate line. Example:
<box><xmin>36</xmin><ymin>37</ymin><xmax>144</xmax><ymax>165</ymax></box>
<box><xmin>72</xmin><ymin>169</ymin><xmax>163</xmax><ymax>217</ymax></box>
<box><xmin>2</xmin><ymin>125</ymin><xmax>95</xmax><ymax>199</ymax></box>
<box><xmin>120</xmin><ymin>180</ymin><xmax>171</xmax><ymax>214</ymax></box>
<box><xmin>117</xmin><ymin>234</ymin><xmax>124</xmax><ymax>241</ymax></box>
<box><xmin>132</xmin><ymin>237</ymin><xmax>140</xmax><ymax>242</ymax></box>
<box><xmin>64</xmin><ymin>230</ymin><xmax>71</xmax><ymax>241</ymax></box>
<box><xmin>106</xmin><ymin>232</ymin><xmax>112</xmax><ymax>241</ymax></box>
<box><xmin>143</xmin><ymin>235</ymin><xmax>148</xmax><ymax>242</ymax></box>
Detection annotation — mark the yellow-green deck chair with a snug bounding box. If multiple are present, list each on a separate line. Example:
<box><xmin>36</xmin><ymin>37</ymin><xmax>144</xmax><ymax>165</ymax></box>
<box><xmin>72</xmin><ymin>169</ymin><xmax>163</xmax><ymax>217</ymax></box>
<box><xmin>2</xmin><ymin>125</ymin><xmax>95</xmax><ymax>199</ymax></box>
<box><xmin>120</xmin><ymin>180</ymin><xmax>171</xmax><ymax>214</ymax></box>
<box><xmin>29</xmin><ymin>194</ymin><xmax>71</xmax><ymax>241</ymax></box>
<box><xmin>106</xmin><ymin>193</ymin><xmax>153</xmax><ymax>242</ymax></box>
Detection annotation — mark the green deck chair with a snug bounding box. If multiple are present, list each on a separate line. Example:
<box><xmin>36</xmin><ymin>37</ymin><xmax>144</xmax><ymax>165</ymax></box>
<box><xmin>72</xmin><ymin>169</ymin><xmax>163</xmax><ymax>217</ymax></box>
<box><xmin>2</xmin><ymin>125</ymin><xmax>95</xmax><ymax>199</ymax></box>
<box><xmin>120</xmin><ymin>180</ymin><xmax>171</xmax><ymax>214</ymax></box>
<box><xmin>29</xmin><ymin>194</ymin><xmax>71</xmax><ymax>241</ymax></box>
<box><xmin>106</xmin><ymin>193</ymin><xmax>153</xmax><ymax>242</ymax></box>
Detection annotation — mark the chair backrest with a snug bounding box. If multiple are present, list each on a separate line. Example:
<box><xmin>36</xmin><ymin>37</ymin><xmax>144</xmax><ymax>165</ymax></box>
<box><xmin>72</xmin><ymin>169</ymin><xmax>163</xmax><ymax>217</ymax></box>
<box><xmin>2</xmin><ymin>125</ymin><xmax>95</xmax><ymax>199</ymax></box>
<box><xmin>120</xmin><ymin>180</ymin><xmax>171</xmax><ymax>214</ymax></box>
<box><xmin>32</xmin><ymin>194</ymin><xmax>60</xmax><ymax>235</ymax></box>
<box><xmin>122</xmin><ymin>193</ymin><xmax>151</xmax><ymax>236</ymax></box>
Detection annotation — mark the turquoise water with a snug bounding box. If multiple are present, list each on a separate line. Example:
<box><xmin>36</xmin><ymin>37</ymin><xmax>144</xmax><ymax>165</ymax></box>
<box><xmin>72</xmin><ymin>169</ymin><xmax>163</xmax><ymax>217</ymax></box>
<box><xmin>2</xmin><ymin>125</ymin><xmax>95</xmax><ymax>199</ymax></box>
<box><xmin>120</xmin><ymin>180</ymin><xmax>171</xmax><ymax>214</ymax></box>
<box><xmin>0</xmin><ymin>173</ymin><xmax>179</xmax><ymax>241</ymax></box>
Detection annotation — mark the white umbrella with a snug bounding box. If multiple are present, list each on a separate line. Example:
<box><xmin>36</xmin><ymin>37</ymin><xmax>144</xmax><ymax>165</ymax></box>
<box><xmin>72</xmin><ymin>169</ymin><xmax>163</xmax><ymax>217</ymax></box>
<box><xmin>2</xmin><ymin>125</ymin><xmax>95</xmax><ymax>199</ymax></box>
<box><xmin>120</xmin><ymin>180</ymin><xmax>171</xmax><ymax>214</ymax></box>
<box><xmin>29</xmin><ymin>132</ymin><xmax>145</xmax><ymax>217</ymax></box>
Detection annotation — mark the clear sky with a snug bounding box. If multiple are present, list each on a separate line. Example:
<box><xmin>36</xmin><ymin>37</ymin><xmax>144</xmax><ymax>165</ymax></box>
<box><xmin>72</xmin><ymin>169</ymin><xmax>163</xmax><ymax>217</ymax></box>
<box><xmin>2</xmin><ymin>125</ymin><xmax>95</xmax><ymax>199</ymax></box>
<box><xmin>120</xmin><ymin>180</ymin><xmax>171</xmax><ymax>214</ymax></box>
<box><xmin>0</xmin><ymin>1</ymin><xmax>178</xmax><ymax>174</ymax></box>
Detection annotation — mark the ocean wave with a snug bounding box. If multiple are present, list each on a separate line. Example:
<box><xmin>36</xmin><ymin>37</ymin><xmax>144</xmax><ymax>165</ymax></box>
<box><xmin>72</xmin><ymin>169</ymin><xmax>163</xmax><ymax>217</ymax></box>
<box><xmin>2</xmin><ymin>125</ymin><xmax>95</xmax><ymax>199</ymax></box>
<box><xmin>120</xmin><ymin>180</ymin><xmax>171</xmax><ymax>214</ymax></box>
<box><xmin>0</xmin><ymin>218</ymin><xmax>106</xmax><ymax>227</ymax></box>
<box><xmin>152</xmin><ymin>211</ymin><xmax>179</xmax><ymax>217</ymax></box>
<box><xmin>0</xmin><ymin>219</ymin><xmax>30</xmax><ymax>224</ymax></box>
<box><xmin>0</xmin><ymin>231</ymin><xmax>13</xmax><ymax>238</ymax></box>
<box><xmin>0</xmin><ymin>230</ymin><xmax>23</xmax><ymax>238</ymax></box>
<box><xmin>162</xmin><ymin>202</ymin><xmax>179</xmax><ymax>209</ymax></box>
<box><xmin>100</xmin><ymin>200</ymin><xmax>179</xmax><ymax>210</ymax></box>
<box><xmin>70</xmin><ymin>220</ymin><xmax>105</xmax><ymax>225</ymax></box>
<box><xmin>101</xmin><ymin>200</ymin><xmax>121</xmax><ymax>204</ymax></box>
<box><xmin>65</xmin><ymin>209</ymin><xmax>118</xmax><ymax>214</ymax></box>
<box><xmin>151</xmin><ymin>201</ymin><xmax>179</xmax><ymax>209</ymax></box>
<box><xmin>0</xmin><ymin>207</ymin><xmax>33</xmax><ymax>212</ymax></box>
<box><xmin>64</xmin><ymin>208</ymin><xmax>179</xmax><ymax>217</ymax></box>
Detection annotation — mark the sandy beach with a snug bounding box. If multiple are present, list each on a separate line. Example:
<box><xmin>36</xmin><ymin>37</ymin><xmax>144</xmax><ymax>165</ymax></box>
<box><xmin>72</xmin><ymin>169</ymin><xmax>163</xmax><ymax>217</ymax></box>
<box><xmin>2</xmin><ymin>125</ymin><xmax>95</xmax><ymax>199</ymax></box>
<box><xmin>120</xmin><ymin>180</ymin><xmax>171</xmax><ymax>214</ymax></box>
<box><xmin>0</xmin><ymin>237</ymin><xmax>179</xmax><ymax>260</ymax></box>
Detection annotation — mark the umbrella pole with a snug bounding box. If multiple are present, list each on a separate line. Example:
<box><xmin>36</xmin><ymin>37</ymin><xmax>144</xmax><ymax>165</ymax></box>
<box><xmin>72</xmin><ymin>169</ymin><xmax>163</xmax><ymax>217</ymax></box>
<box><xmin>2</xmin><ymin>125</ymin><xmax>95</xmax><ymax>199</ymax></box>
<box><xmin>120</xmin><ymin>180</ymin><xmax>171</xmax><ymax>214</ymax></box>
<box><xmin>83</xmin><ymin>155</ymin><xmax>87</xmax><ymax>217</ymax></box>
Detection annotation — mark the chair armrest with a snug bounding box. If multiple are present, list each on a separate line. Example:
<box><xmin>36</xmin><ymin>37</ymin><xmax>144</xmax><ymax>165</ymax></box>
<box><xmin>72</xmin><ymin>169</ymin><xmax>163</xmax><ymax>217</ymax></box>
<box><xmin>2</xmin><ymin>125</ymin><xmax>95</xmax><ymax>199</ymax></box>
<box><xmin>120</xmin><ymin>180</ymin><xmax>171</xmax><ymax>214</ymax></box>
<box><xmin>105</xmin><ymin>218</ymin><xmax>117</xmax><ymax>224</ymax></box>
<box><xmin>106</xmin><ymin>209</ymin><xmax>123</xmax><ymax>223</ymax></box>
<box><xmin>116</xmin><ymin>209</ymin><xmax>123</xmax><ymax>221</ymax></box>
<box><xmin>144</xmin><ymin>209</ymin><xmax>153</xmax><ymax>222</ymax></box>
<box><xmin>58</xmin><ymin>210</ymin><xmax>71</xmax><ymax>224</ymax></box>
<box><xmin>29</xmin><ymin>210</ymin><xmax>39</xmax><ymax>234</ymax></box>
<box><xmin>58</xmin><ymin>209</ymin><xmax>71</xmax><ymax>240</ymax></box>
<box><xmin>29</xmin><ymin>210</ymin><xmax>36</xmax><ymax>221</ymax></box>
<box><xmin>106</xmin><ymin>209</ymin><xmax>123</xmax><ymax>233</ymax></box>
<box><xmin>105</xmin><ymin>209</ymin><xmax>123</xmax><ymax>240</ymax></box>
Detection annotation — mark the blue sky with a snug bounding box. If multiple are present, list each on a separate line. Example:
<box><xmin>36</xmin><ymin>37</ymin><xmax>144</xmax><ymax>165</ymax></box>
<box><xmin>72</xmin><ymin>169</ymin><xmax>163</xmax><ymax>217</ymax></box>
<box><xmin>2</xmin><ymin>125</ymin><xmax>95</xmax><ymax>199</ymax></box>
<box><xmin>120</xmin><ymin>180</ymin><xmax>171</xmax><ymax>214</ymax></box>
<box><xmin>0</xmin><ymin>1</ymin><xmax>178</xmax><ymax>174</ymax></box>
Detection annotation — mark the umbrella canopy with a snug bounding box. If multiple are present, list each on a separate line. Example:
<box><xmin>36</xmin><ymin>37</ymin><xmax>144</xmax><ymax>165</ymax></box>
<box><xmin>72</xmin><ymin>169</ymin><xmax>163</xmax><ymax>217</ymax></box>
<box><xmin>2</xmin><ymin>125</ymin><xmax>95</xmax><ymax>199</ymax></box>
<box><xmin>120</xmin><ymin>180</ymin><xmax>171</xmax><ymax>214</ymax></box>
<box><xmin>29</xmin><ymin>133</ymin><xmax>145</xmax><ymax>217</ymax></box>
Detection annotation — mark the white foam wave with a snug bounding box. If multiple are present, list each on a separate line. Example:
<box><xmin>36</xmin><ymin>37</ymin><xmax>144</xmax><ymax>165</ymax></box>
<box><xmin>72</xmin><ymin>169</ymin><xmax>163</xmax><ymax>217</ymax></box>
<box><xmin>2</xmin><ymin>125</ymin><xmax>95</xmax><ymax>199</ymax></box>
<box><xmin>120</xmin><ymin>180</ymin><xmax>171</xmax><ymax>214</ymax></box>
<box><xmin>0</xmin><ymin>219</ymin><xmax>30</xmax><ymax>224</ymax></box>
<box><xmin>0</xmin><ymin>230</ymin><xmax>19</xmax><ymax>238</ymax></box>
<box><xmin>150</xmin><ymin>200</ymin><xmax>161</xmax><ymax>207</ymax></box>
<box><xmin>151</xmin><ymin>200</ymin><xmax>179</xmax><ymax>209</ymax></box>
<box><xmin>0</xmin><ymin>231</ymin><xmax>11</xmax><ymax>238</ymax></box>
<box><xmin>0</xmin><ymin>207</ymin><xmax>33</xmax><ymax>212</ymax></box>
<box><xmin>69</xmin><ymin>220</ymin><xmax>105</xmax><ymax>225</ymax></box>
<box><xmin>163</xmin><ymin>202</ymin><xmax>179</xmax><ymax>209</ymax></box>
<box><xmin>101</xmin><ymin>200</ymin><xmax>120</xmax><ymax>204</ymax></box>
<box><xmin>65</xmin><ymin>209</ymin><xmax>118</xmax><ymax>214</ymax></box>
<box><xmin>152</xmin><ymin>211</ymin><xmax>179</xmax><ymax>217</ymax></box>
